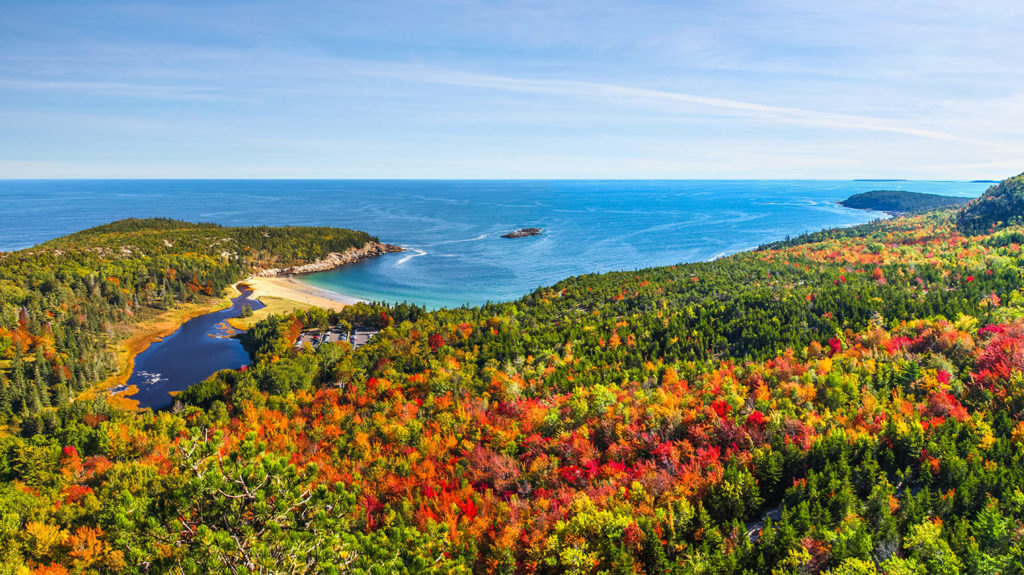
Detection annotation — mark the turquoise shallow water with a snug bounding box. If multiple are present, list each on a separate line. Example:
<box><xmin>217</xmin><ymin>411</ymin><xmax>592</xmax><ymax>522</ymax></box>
<box><xmin>0</xmin><ymin>179</ymin><xmax>990</xmax><ymax>309</ymax></box>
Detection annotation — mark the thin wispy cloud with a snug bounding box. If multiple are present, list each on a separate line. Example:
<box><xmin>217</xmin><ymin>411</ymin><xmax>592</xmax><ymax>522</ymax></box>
<box><xmin>353</xmin><ymin>64</ymin><xmax>967</xmax><ymax>142</ymax></box>
<box><xmin>0</xmin><ymin>0</ymin><xmax>1020</xmax><ymax>178</ymax></box>
<box><xmin>0</xmin><ymin>79</ymin><xmax>242</xmax><ymax>101</ymax></box>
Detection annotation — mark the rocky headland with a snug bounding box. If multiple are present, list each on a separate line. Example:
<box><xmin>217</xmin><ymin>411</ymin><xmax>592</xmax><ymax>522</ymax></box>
<box><xmin>253</xmin><ymin>241</ymin><xmax>405</xmax><ymax>277</ymax></box>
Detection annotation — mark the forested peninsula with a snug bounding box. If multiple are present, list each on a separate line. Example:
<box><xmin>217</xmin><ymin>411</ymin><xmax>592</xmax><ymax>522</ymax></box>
<box><xmin>4</xmin><ymin>174</ymin><xmax>1024</xmax><ymax>573</ymax></box>
<box><xmin>839</xmin><ymin>189</ymin><xmax>972</xmax><ymax>215</ymax></box>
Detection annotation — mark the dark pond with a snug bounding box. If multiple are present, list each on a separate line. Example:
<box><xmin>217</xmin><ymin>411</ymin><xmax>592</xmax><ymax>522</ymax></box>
<box><xmin>125</xmin><ymin>287</ymin><xmax>264</xmax><ymax>410</ymax></box>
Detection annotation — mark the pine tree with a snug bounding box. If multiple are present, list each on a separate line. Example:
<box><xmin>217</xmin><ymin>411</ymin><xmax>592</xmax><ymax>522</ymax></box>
<box><xmin>33</xmin><ymin>347</ymin><xmax>50</xmax><ymax>408</ymax></box>
<box><xmin>11</xmin><ymin>351</ymin><xmax>27</xmax><ymax>414</ymax></box>
<box><xmin>0</xmin><ymin>370</ymin><xmax>10</xmax><ymax>413</ymax></box>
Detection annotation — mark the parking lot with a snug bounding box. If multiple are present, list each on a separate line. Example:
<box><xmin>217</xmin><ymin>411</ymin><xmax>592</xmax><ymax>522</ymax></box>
<box><xmin>294</xmin><ymin>326</ymin><xmax>378</xmax><ymax>350</ymax></box>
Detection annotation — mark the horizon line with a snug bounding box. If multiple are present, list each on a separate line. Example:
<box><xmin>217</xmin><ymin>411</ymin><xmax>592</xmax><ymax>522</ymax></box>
<box><xmin>0</xmin><ymin>177</ymin><xmax>1002</xmax><ymax>182</ymax></box>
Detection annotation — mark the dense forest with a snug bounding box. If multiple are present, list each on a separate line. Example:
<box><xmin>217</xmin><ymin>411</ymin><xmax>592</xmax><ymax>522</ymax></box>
<box><xmin>4</xmin><ymin>175</ymin><xmax>1024</xmax><ymax>573</ymax></box>
<box><xmin>0</xmin><ymin>218</ymin><xmax>376</xmax><ymax>422</ymax></box>
<box><xmin>838</xmin><ymin>190</ymin><xmax>971</xmax><ymax>214</ymax></box>
<box><xmin>957</xmin><ymin>173</ymin><xmax>1024</xmax><ymax>234</ymax></box>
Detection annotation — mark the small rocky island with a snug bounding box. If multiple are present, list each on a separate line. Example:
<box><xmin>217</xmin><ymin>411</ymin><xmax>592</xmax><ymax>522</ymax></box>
<box><xmin>839</xmin><ymin>190</ymin><xmax>971</xmax><ymax>216</ymax></box>
<box><xmin>502</xmin><ymin>227</ymin><xmax>543</xmax><ymax>238</ymax></box>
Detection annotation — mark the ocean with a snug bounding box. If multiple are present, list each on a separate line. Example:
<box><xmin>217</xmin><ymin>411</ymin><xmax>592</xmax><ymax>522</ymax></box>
<box><xmin>0</xmin><ymin>179</ymin><xmax>990</xmax><ymax>309</ymax></box>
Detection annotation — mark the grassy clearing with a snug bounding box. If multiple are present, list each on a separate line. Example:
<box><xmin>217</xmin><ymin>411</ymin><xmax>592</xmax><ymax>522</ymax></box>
<box><xmin>78</xmin><ymin>288</ymin><xmax>238</xmax><ymax>410</ymax></box>
<box><xmin>227</xmin><ymin>296</ymin><xmax>315</xmax><ymax>330</ymax></box>
<box><xmin>77</xmin><ymin>283</ymin><xmax>313</xmax><ymax>409</ymax></box>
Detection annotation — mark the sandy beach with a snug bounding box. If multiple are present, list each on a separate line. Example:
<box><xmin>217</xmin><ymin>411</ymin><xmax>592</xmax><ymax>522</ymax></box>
<box><xmin>239</xmin><ymin>276</ymin><xmax>362</xmax><ymax>311</ymax></box>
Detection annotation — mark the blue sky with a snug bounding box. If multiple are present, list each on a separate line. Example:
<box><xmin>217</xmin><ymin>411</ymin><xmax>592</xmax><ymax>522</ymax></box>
<box><xmin>1</xmin><ymin>0</ymin><xmax>1022</xmax><ymax>179</ymax></box>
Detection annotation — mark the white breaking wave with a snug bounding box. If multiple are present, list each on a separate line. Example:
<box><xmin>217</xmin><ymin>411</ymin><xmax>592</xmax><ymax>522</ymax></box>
<box><xmin>706</xmin><ymin>245</ymin><xmax>760</xmax><ymax>262</ymax></box>
<box><xmin>396</xmin><ymin>248</ymin><xmax>428</xmax><ymax>265</ymax></box>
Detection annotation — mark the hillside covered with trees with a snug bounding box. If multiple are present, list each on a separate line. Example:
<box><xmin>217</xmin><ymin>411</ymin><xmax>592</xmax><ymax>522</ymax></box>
<box><xmin>5</xmin><ymin>175</ymin><xmax>1024</xmax><ymax>573</ymax></box>
<box><xmin>957</xmin><ymin>173</ymin><xmax>1024</xmax><ymax>234</ymax></box>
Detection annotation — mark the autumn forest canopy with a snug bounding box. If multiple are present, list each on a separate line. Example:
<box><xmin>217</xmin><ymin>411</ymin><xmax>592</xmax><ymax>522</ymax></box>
<box><xmin>3</xmin><ymin>175</ymin><xmax>1024</xmax><ymax>573</ymax></box>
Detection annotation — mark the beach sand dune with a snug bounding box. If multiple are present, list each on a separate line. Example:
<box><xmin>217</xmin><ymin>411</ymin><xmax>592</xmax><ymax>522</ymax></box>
<box><xmin>240</xmin><ymin>276</ymin><xmax>360</xmax><ymax>311</ymax></box>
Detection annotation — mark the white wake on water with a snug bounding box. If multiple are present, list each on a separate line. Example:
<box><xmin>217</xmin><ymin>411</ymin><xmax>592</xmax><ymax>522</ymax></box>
<box><xmin>429</xmin><ymin>233</ymin><xmax>488</xmax><ymax>246</ymax></box>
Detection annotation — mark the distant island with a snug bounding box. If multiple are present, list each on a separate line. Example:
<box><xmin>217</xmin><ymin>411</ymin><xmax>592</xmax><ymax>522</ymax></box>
<box><xmin>502</xmin><ymin>227</ymin><xmax>543</xmax><ymax>238</ymax></box>
<box><xmin>839</xmin><ymin>189</ymin><xmax>972</xmax><ymax>215</ymax></box>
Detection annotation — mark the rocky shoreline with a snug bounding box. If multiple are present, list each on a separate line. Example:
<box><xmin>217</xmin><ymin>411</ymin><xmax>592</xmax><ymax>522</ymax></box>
<box><xmin>253</xmin><ymin>241</ymin><xmax>405</xmax><ymax>277</ymax></box>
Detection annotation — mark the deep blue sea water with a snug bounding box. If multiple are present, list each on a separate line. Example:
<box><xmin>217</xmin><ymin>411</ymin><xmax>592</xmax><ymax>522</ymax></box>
<box><xmin>0</xmin><ymin>180</ymin><xmax>990</xmax><ymax>309</ymax></box>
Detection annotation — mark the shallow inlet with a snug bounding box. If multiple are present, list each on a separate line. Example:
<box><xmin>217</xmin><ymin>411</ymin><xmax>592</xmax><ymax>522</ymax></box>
<box><xmin>126</xmin><ymin>287</ymin><xmax>265</xmax><ymax>410</ymax></box>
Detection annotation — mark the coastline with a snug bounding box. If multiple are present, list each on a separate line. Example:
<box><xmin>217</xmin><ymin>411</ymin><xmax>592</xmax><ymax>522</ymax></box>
<box><xmin>229</xmin><ymin>240</ymin><xmax>402</xmax><ymax>323</ymax></box>
<box><xmin>240</xmin><ymin>276</ymin><xmax>363</xmax><ymax>311</ymax></box>
<box><xmin>835</xmin><ymin>201</ymin><xmax>907</xmax><ymax>218</ymax></box>
<box><xmin>83</xmin><ymin>240</ymin><xmax>400</xmax><ymax>408</ymax></box>
<box><xmin>252</xmin><ymin>241</ymin><xmax>404</xmax><ymax>277</ymax></box>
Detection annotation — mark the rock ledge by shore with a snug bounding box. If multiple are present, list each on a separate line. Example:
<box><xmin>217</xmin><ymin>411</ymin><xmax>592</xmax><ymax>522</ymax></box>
<box><xmin>253</xmin><ymin>241</ymin><xmax>404</xmax><ymax>277</ymax></box>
